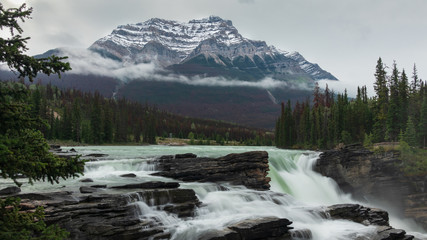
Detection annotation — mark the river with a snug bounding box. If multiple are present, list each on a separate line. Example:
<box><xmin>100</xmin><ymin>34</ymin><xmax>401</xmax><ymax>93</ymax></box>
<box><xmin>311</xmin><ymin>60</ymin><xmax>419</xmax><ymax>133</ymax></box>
<box><xmin>8</xmin><ymin>145</ymin><xmax>427</xmax><ymax>239</ymax></box>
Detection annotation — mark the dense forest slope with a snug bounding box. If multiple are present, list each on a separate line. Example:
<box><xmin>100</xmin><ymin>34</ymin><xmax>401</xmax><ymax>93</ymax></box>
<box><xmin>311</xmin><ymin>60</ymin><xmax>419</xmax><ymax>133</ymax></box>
<box><xmin>15</xmin><ymin>82</ymin><xmax>273</xmax><ymax>145</ymax></box>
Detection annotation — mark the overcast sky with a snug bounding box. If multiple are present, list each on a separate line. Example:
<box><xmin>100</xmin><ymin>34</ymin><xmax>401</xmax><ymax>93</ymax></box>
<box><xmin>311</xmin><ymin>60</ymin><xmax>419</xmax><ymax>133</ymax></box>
<box><xmin>3</xmin><ymin>0</ymin><xmax>427</xmax><ymax>96</ymax></box>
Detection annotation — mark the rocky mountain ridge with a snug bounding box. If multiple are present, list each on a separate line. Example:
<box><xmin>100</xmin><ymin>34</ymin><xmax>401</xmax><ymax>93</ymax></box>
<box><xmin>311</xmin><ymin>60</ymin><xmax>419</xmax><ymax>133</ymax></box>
<box><xmin>89</xmin><ymin>16</ymin><xmax>337</xmax><ymax>82</ymax></box>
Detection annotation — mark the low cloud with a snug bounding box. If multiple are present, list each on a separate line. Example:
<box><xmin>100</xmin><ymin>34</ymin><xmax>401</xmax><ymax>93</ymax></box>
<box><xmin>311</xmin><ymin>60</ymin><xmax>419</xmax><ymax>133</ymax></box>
<box><xmin>317</xmin><ymin>79</ymin><xmax>374</xmax><ymax>98</ymax></box>
<box><xmin>56</xmin><ymin>48</ymin><xmax>311</xmax><ymax>90</ymax></box>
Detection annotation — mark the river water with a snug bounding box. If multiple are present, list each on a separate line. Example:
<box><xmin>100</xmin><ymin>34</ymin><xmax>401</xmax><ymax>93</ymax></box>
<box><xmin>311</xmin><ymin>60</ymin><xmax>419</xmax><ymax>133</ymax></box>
<box><xmin>7</xmin><ymin>145</ymin><xmax>427</xmax><ymax>239</ymax></box>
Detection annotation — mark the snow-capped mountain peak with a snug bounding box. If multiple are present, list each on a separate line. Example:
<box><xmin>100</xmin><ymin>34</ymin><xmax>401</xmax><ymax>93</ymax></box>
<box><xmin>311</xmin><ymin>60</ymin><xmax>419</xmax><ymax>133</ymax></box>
<box><xmin>89</xmin><ymin>16</ymin><xmax>337</xmax><ymax>81</ymax></box>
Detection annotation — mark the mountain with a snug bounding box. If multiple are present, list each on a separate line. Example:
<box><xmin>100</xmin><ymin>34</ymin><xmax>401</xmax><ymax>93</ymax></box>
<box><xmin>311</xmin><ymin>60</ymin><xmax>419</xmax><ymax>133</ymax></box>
<box><xmin>1</xmin><ymin>16</ymin><xmax>338</xmax><ymax>129</ymax></box>
<box><xmin>89</xmin><ymin>16</ymin><xmax>337</xmax><ymax>83</ymax></box>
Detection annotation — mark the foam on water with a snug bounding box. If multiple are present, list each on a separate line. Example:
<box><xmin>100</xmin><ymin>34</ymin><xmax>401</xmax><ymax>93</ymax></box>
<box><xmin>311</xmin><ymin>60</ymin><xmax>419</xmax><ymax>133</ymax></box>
<box><xmin>7</xmin><ymin>145</ymin><xmax>427</xmax><ymax>239</ymax></box>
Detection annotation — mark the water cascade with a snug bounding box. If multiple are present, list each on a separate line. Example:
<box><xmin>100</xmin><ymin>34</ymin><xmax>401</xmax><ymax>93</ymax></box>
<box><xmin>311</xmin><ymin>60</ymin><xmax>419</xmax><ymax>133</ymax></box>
<box><xmin>7</xmin><ymin>145</ymin><xmax>427</xmax><ymax>239</ymax></box>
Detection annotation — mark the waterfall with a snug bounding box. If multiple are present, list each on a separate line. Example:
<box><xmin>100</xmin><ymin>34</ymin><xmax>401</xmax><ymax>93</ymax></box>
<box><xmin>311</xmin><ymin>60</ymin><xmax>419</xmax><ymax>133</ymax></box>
<box><xmin>268</xmin><ymin>151</ymin><xmax>354</xmax><ymax>205</ymax></box>
<box><xmin>28</xmin><ymin>145</ymin><xmax>425</xmax><ymax>239</ymax></box>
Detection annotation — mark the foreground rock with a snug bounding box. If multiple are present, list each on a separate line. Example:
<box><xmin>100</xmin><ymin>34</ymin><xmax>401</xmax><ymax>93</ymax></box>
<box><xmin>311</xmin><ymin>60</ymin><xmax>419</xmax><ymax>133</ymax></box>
<box><xmin>315</xmin><ymin>144</ymin><xmax>427</xmax><ymax>230</ymax></box>
<box><xmin>0</xmin><ymin>186</ymin><xmax>21</xmax><ymax>195</ymax></box>
<box><xmin>151</xmin><ymin>151</ymin><xmax>271</xmax><ymax>190</ymax></box>
<box><xmin>200</xmin><ymin>217</ymin><xmax>293</xmax><ymax>240</ymax></box>
<box><xmin>327</xmin><ymin>204</ymin><xmax>415</xmax><ymax>240</ymax></box>
<box><xmin>7</xmin><ymin>185</ymin><xmax>200</xmax><ymax>240</ymax></box>
<box><xmin>327</xmin><ymin>204</ymin><xmax>389</xmax><ymax>226</ymax></box>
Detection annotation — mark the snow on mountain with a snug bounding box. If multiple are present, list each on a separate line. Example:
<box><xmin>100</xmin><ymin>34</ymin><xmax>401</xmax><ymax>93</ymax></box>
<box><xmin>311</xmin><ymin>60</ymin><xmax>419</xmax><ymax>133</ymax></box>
<box><xmin>90</xmin><ymin>16</ymin><xmax>337</xmax><ymax>81</ymax></box>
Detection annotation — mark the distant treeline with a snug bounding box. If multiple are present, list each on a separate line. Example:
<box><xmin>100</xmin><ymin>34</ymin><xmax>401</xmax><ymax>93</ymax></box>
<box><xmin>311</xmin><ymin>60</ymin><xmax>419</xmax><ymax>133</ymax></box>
<box><xmin>275</xmin><ymin>58</ymin><xmax>427</xmax><ymax>149</ymax></box>
<box><xmin>25</xmin><ymin>82</ymin><xmax>273</xmax><ymax>145</ymax></box>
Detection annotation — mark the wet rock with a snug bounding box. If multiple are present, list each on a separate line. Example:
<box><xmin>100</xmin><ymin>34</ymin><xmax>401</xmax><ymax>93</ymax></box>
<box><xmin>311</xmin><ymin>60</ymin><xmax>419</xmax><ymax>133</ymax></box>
<box><xmin>327</xmin><ymin>204</ymin><xmax>416</xmax><ymax>240</ymax></box>
<box><xmin>111</xmin><ymin>181</ymin><xmax>180</xmax><ymax>189</ymax></box>
<box><xmin>229</xmin><ymin>217</ymin><xmax>293</xmax><ymax>239</ymax></box>
<box><xmin>316</xmin><ymin>144</ymin><xmax>427</xmax><ymax>229</ymax></box>
<box><xmin>201</xmin><ymin>217</ymin><xmax>293</xmax><ymax>240</ymax></box>
<box><xmin>69</xmin><ymin>148</ymin><xmax>77</xmax><ymax>152</ymax></box>
<box><xmin>376</xmin><ymin>227</ymin><xmax>413</xmax><ymax>240</ymax></box>
<box><xmin>79</xmin><ymin>186</ymin><xmax>98</xmax><ymax>194</ymax></box>
<box><xmin>85</xmin><ymin>153</ymin><xmax>108</xmax><ymax>158</ymax></box>
<box><xmin>80</xmin><ymin>178</ymin><xmax>94</xmax><ymax>182</ymax></box>
<box><xmin>15</xmin><ymin>188</ymin><xmax>200</xmax><ymax>240</ymax></box>
<box><xmin>175</xmin><ymin>153</ymin><xmax>197</xmax><ymax>159</ymax></box>
<box><xmin>0</xmin><ymin>186</ymin><xmax>21</xmax><ymax>195</ymax></box>
<box><xmin>152</xmin><ymin>151</ymin><xmax>270</xmax><ymax>190</ymax></box>
<box><xmin>91</xmin><ymin>185</ymin><xmax>107</xmax><ymax>188</ymax></box>
<box><xmin>327</xmin><ymin>204</ymin><xmax>389</xmax><ymax>226</ymax></box>
<box><xmin>127</xmin><ymin>188</ymin><xmax>201</xmax><ymax>218</ymax></box>
<box><xmin>290</xmin><ymin>229</ymin><xmax>313</xmax><ymax>239</ymax></box>
<box><xmin>119</xmin><ymin>173</ymin><xmax>136</xmax><ymax>178</ymax></box>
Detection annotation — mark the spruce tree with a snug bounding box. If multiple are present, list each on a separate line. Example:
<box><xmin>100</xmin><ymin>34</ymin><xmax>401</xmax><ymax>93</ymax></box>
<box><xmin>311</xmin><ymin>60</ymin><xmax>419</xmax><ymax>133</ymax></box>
<box><xmin>372</xmin><ymin>58</ymin><xmax>388</xmax><ymax>142</ymax></box>
<box><xmin>385</xmin><ymin>62</ymin><xmax>400</xmax><ymax>141</ymax></box>
<box><xmin>398</xmin><ymin>69</ymin><xmax>409</xmax><ymax>132</ymax></box>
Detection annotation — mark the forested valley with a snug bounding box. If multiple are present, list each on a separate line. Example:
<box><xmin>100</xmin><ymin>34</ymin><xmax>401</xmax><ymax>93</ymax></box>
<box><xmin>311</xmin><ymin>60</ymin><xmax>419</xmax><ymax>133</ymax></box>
<box><xmin>20</xmin><ymin>81</ymin><xmax>273</xmax><ymax>146</ymax></box>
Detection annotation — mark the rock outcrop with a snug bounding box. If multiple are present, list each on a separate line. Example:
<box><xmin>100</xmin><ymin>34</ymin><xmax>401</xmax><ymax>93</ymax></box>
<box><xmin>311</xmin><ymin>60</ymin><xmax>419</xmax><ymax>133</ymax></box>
<box><xmin>199</xmin><ymin>217</ymin><xmax>293</xmax><ymax>240</ymax></box>
<box><xmin>9</xmin><ymin>185</ymin><xmax>200</xmax><ymax>240</ymax></box>
<box><xmin>327</xmin><ymin>204</ymin><xmax>415</xmax><ymax>240</ymax></box>
<box><xmin>151</xmin><ymin>151</ymin><xmax>271</xmax><ymax>190</ymax></box>
<box><xmin>315</xmin><ymin>144</ymin><xmax>427</xmax><ymax>230</ymax></box>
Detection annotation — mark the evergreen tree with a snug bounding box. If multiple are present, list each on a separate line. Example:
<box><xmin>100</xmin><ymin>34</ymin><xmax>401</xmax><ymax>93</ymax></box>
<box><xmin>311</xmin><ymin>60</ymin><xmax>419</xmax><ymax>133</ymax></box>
<box><xmin>398</xmin><ymin>69</ymin><xmax>409</xmax><ymax>132</ymax></box>
<box><xmin>419</xmin><ymin>96</ymin><xmax>427</xmax><ymax>148</ymax></box>
<box><xmin>71</xmin><ymin>99</ymin><xmax>82</xmax><ymax>142</ymax></box>
<box><xmin>410</xmin><ymin>64</ymin><xmax>420</xmax><ymax>94</ymax></box>
<box><xmin>404</xmin><ymin>117</ymin><xmax>417</xmax><ymax>147</ymax></box>
<box><xmin>385</xmin><ymin>62</ymin><xmax>400</xmax><ymax>141</ymax></box>
<box><xmin>61</xmin><ymin>106</ymin><xmax>73</xmax><ymax>140</ymax></box>
<box><xmin>90</xmin><ymin>97</ymin><xmax>103</xmax><ymax>144</ymax></box>
<box><xmin>372</xmin><ymin>57</ymin><xmax>388</xmax><ymax>142</ymax></box>
<box><xmin>103</xmin><ymin>106</ymin><xmax>113</xmax><ymax>143</ymax></box>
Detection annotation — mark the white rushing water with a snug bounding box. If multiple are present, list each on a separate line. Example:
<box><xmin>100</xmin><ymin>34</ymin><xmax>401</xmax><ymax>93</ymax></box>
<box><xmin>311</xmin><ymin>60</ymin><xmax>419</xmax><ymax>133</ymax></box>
<box><xmin>5</xmin><ymin>145</ymin><xmax>427</xmax><ymax>239</ymax></box>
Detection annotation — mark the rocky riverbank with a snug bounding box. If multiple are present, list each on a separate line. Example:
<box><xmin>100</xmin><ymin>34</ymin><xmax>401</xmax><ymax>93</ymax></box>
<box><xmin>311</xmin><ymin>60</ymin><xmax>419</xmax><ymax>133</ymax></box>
<box><xmin>315</xmin><ymin>143</ymin><xmax>427</xmax><ymax>231</ymax></box>
<box><xmin>0</xmin><ymin>148</ymin><xmax>420</xmax><ymax>239</ymax></box>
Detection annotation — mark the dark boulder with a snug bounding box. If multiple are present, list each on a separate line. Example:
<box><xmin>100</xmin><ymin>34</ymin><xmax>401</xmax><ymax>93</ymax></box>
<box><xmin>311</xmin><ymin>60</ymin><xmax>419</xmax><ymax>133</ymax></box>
<box><xmin>199</xmin><ymin>217</ymin><xmax>293</xmax><ymax>240</ymax></box>
<box><xmin>85</xmin><ymin>153</ymin><xmax>108</xmax><ymax>158</ymax></box>
<box><xmin>327</xmin><ymin>204</ymin><xmax>389</xmax><ymax>226</ymax></box>
<box><xmin>175</xmin><ymin>153</ymin><xmax>197</xmax><ymax>159</ymax></box>
<box><xmin>80</xmin><ymin>178</ymin><xmax>94</xmax><ymax>182</ymax></box>
<box><xmin>119</xmin><ymin>173</ymin><xmax>137</xmax><ymax>178</ymax></box>
<box><xmin>0</xmin><ymin>186</ymin><xmax>21</xmax><ymax>195</ymax></box>
<box><xmin>151</xmin><ymin>151</ymin><xmax>270</xmax><ymax>190</ymax></box>
<box><xmin>79</xmin><ymin>186</ymin><xmax>98</xmax><ymax>194</ymax></box>
<box><xmin>111</xmin><ymin>181</ymin><xmax>180</xmax><ymax>189</ymax></box>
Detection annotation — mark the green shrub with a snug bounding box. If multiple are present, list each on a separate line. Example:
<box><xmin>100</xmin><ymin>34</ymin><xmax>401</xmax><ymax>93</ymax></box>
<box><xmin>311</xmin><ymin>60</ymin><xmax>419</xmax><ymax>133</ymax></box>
<box><xmin>0</xmin><ymin>198</ymin><xmax>69</xmax><ymax>240</ymax></box>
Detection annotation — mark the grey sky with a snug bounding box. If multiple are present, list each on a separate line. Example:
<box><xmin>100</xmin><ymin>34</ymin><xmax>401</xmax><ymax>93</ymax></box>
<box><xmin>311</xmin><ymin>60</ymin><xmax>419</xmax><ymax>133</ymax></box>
<box><xmin>3</xmin><ymin>0</ymin><xmax>427</xmax><ymax>96</ymax></box>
